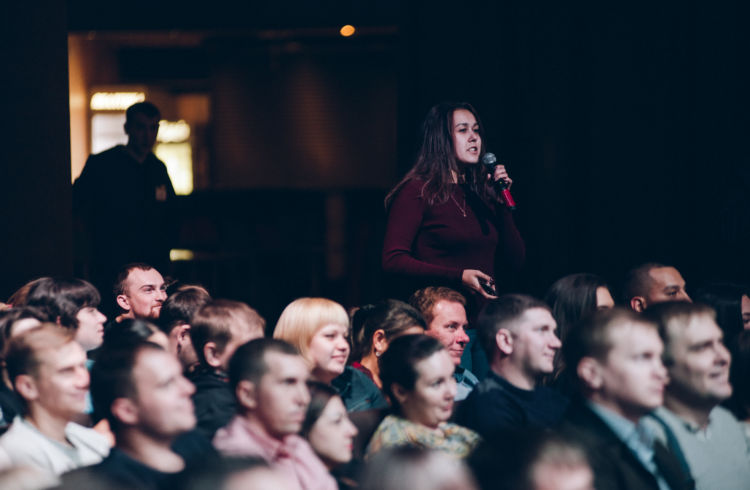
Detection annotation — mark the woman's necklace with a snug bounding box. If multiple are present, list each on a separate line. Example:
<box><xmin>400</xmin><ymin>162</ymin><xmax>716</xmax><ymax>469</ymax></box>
<box><xmin>450</xmin><ymin>194</ymin><xmax>467</xmax><ymax>217</ymax></box>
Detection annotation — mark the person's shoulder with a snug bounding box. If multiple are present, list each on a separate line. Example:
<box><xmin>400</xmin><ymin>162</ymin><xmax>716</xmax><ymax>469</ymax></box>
<box><xmin>391</xmin><ymin>178</ymin><xmax>427</xmax><ymax>202</ymax></box>
<box><xmin>88</xmin><ymin>145</ymin><xmax>127</xmax><ymax>162</ymax></box>
<box><xmin>64</xmin><ymin>421</ymin><xmax>110</xmax><ymax>455</ymax></box>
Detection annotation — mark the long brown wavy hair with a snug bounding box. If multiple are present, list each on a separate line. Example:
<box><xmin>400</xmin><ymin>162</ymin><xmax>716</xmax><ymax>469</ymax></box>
<box><xmin>385</xmin><ymin>101</ymin><xmax>497</xmax><ymax>208</ymax></box>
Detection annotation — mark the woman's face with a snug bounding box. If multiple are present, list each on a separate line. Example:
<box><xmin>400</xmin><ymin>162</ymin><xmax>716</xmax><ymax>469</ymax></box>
<box><xmin>452</xmin><ymin>109</ymin><xmax>481</xmax><ymax>165</ymax></box>
<box><xmin>308</xmin><ymin>396</ymin><xmax>358</xmax><ymax>468</ymax></box>
<box><xmin>742</xmin><ymin>295</ymin><xmax>750</xmax><ymax>330</ymax></box>
<box><xmin>308</xmin><ymin>323</ymin><xmax>350</xmax><ymax>383</ymax></box>
<box><xmin>397</xmin><ymin>349</ymin><xmax>457</xmax><ymax>429</ymax></box>
<box><xmin>596</xmin><ymin>287</ymin><xmax>615</xmax><ymax>309</ymax></box>
<box><xmin>75</xmin><ymin>306</ymin><xmax>106</xmax><ymax>351</ymax></box>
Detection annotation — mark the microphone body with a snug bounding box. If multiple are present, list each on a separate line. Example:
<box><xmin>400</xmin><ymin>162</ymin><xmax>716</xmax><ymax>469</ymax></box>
<box><xmin>482</xmin><ymin>153</ymin><xmax>517</xmax><ymax>210</ymax></box>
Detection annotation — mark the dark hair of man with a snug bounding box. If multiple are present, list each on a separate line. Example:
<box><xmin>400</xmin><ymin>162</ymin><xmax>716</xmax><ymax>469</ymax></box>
<box><xmin>5</xmin><ymin>323</ymin><xmax>75</xmax><ymax>391</ymax></box>
<box><xmin>384</xmin><ymin>102</ymin><xmax>497</xmax><ymax>208</ymax></box>
<box><xmin>25</xmin><ymin>277</ymin><xmax>101</xmax><ymax>330</ymax></box>
<box><xmin>379</xmin><ymin>334</ymin><xmax>444</xmax><ymax>411</ymax></box>
<box><xmin>545</xmin><ymin>273</ymin><xmax>610</xmax><ymax>344</ymax></box>
<box><xmin>562</xmin><ymin>307</ymin><xmax>657</xmax><ymax>391</ymax></box>
<box><xmin>621</xmin><ymin>262</ymin><xmax>668</xmax><ymax>304</ymax></box>
<box><xmin>641</xmin><ymin>301</ymin><xmax>716</xmax><ymax>365</ymax></box>
<box><xmin>125</xmin><ymin>101</ymin><xmax>161</xmax><ymax>124</ymax></box>
<box><xmin>300</xmin><ymin>381</ymin><xmax>340</xmax><ymax>438</ymax></box>
<box><xmin>191</xmin><ymin>300</ymin><xmax>266</xmax><ymax>367</ymax></box>
<box><xmin>90</xmin><ymin>340</ymin><xmax>164</xmax><ymax>432</ymax></box>
<box><xmin>157</xmin><ymin>285</ymin><xmax>212</xmax><ymax>335</ymax></box>
<box><xmin>228</xmin><ymin>338</ymin><xmax>298</xmax><ymax>393</ymax></box>
<box><xmin>352</xmin><ymin>299</ymin><xmax>426</xmax><ymax>362</ymax></box>
<box><xmin>693</xmin><ymin>282</ymin><xmax>750</xmax><ymax>351</ymax></box>
<box><xmin>101</xmin><ymin>319</ymin><xmax>160</xmax><ymax>351</ymax></box>
<box><xmin>112</xmin><ymin>262</ymin><xmax>156</xmax><ymax>297</ymax></box>
<box><xmin>476</xmin><ymin>294</ymin><xmax>550</xmax><ymax>359</ymax></box>
<box><xmin>409</xmin><ymin>287</ymin><xmax>466</xmax><ymax>327</ymax></box>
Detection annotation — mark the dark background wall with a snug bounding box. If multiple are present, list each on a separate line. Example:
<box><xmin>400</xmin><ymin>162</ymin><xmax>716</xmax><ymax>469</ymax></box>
<box><xmin>3</xmin><ymin>1</ymin><xmax>749</xmax><ymax>322</ymax></box>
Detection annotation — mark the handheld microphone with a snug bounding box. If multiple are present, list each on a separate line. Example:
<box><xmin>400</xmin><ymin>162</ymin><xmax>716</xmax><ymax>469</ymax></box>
<box><xmin>482</xmin><ymin>152</ymin><xmax>517</xmax><ymax>210</ymax></box>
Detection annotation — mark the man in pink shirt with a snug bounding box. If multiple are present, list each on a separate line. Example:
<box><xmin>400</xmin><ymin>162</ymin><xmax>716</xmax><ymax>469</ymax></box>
<box><xmin>213</xmin><ymin>338</ymin><xmax>336</xmax><ymax>490</ymax></box>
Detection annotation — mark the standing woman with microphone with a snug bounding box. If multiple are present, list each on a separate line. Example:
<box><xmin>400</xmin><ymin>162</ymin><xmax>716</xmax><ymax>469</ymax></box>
<box><xmin>382</xmin><ymin>102</ymin><xmax>525</xmax><ymax>321</ymax></box>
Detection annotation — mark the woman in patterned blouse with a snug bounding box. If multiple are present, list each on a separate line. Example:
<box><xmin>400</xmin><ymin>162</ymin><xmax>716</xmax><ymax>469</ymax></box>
<box><xmin>365</xmin><ymin>334</ymin><xmax>480</xmax><ymax>459</ymax></box>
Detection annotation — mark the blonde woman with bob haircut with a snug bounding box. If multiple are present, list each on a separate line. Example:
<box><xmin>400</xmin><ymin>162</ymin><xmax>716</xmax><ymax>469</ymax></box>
<box><xmin>274</xmin><ymin>298</ymin><xmax>387</xmax><ymax>412</ymax></box>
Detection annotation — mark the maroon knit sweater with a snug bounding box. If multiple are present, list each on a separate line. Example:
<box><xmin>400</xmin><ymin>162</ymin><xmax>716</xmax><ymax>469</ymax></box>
<box><xmin>382</xmin><ymin>179</ymin><xmax>525</xmax><ymax>295</ymax></box>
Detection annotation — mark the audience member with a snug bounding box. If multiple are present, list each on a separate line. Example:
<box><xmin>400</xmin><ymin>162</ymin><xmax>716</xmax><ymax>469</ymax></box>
<box><xmin>623</xmin><ymin>263</ymin><xmax>691</xmax><ymax>312</ymax></box>
<box><xmin>213</xmin><ymin>338</ymin><xmax>337</xmax><ymax>490</ymax></box>
<box><xmin>559</xmin><ymin>307</ymin><xmax>693</xmax><ymax>490</ymax></box>
<box><xmin>274</xmin><ymin>298</ymin><xmax>386</xmax><ymax>412</ymax></box>
<box><xmin>350</xmin><ymin>300</ymin><xmax>425</xmax><ymax>389</ymax></box>
<box><xmin>727</xmin><ymin>330</ymin><xmax>750</xmax><ymax>434</ymax></box>
<box><xmin>693</xmin><ymin>282</ymin><xmax>750</xmax><ymax>350</ymax></box>
<box><xmin>366</xmin><ymin>334</ymin><xmax>480</xmax><ymax>458</ymax></box>
<box><xmin>157</xmin><ymin>285</ymin><xmax>212</xmax><ymax>372</ymax></box>
<box><xmin>544</xmin><ymin>273</ymin><xmax>615</xmax><ymax>391</ymax></box>
<box><xmin>188</xmin><ymin>299</ymin><xmax>265</xmax><ymax>440</ymax></box>
<box><xmin>410</xmin><ymin>287</ymin><xmax>480</xmax><ymax>400</ymax></box>
<box><xmin>545</xmin><ymin>273</ymin><xmax>615</xmax><ymax>345</ymax></box>
<box><xmin>0</xmin><ymin>307</ymin><xmax>46</xmax><ymax>430</ymax></box>
<box><xmin>301</xmin><ymin>381</ymin><xmax>359</xmax><ymax>489</ymax></box>
<box><xmin>470</xmin><ymin>430</ymin><xmax>593</xmax><ymax>490</ymax></box>
<box><xmin>360</xmin><ymin>445</ymin><xmax>478</xmax><ymax>490</ymax></box>
<box><xmin>78</xmin><ymin>340</ymin><xmax>211</xmax><ymax>489</ymax></box>
<box><xmin>0</xmin><ymin>324</ymin><xmax>109</xmax><ymax>475</ymax></box>
<box><xmin>457</xmin><ymin>295</ymin><xmax>568</xmax><ymax>435</ymax></box>
<box><xmin>643</xmin><ymin>302</ymin><xmax>750</xmax><ymax>490</ymax></box>
<box><xmin>113</xmin><ymin>263</ymin><xmax>168</xmax><ymax>321</ymax></box>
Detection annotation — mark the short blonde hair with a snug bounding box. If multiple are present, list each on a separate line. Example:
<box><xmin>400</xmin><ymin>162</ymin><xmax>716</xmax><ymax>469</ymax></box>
<box><xmin>273</xmin><ymin>298</ymin><xmax>349</xmax><ymax>362</ymax></box>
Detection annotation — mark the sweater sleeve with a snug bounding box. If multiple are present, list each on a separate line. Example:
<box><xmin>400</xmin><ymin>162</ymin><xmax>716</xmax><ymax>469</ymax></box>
<box><xmin>382</xmin><ymin>180</ymin><xmax>463</xmax><ymax>280</ymax></box>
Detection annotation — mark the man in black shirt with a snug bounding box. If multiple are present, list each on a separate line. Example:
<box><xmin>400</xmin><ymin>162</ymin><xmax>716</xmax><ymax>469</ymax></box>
<box><xmin>457</xmin><ymin>294</ymin><xmax>568</xmax><ymax>436</ymax></box>
<box><xmin>67</xmin><ymin>341</ymin><xmax>214</xmax><ymax>489</ymax></box>
<box><xmin>73</xmin><ymin>101</ymin><xmax>175</xmax><ymax>299</ymax></box>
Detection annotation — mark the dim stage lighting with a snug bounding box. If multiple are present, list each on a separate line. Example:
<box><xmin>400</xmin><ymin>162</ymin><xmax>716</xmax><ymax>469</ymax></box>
<box><xmin>340</xmin><ymin>25</ymin><xmax>356</xmax><ymax>37</ymax></box>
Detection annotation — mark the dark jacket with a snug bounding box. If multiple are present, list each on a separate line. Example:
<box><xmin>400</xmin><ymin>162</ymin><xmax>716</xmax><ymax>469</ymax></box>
<box><xmin>188</xmin><ymin>367</ymin><xmax>236</xmax><ymax>440</ymax></box>
<box><xmin>558</xmin><ymin>400</ymin><xmax>694</xmax><ymax>490</ymax></box>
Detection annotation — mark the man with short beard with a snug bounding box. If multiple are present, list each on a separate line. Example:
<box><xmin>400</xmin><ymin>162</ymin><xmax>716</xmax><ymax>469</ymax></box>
<box><xmin>113</xmin><ymin>263</ymin><xmax>167</xmax><ymax>321</ymax></box>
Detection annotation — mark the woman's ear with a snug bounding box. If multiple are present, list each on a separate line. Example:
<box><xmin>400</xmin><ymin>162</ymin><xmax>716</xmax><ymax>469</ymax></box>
<box><xmin>373</xmin><ymin>329</ymin><xmax>387</xmax><ymax>356</ymax></box>
<box><xmin>391</xmin><ymin>382</ymin><xmax>410</xmax><ymax>406</ymax></box>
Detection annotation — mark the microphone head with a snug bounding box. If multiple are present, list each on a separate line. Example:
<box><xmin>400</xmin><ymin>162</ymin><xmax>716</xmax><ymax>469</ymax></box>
<box><xmin>481</xmin><ymin>152</ymin><xmax>497</xmax><ymax>168</ymax></box>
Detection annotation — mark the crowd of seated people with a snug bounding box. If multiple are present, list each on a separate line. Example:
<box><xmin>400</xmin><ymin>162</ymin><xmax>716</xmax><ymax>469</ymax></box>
<box><xmin>0</xmin><ymin>261</ymin><xmax>748</xmax><ymax>489</ymax></box>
